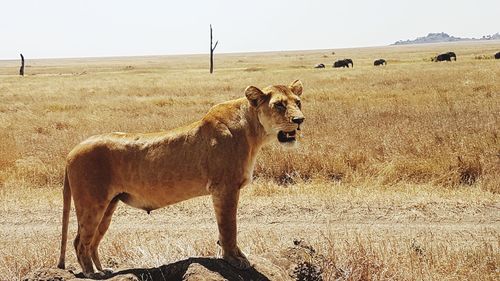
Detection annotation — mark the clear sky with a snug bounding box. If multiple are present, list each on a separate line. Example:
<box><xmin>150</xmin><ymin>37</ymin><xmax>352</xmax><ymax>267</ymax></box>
<box><xmin>1</xmin><ymin>0</ymin><xmax>498</xmax><ymax>59</ymax></box>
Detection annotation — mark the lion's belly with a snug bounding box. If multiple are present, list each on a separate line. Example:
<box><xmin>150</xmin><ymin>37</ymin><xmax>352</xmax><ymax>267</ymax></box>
<box><xmin>116</xmin><ymin>179</ymin><xmax>210</xmax><ymax>211</ymax></box>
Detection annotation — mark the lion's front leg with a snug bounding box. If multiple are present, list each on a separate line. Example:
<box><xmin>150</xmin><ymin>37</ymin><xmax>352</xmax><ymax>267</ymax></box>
<box><xmin>211</xmin><ymin>188</ymin><xmax>251</xmax><ymax>270</ymax></box>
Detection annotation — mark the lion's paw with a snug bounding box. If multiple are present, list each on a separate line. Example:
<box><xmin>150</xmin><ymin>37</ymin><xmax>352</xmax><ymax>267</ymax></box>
<box><xmin>83</xmin><ymin>271</ymin><xmax>108</xmax><ymax>279</ymax></box>
<box><xmin>223</xmin><ymin>250</ymin><xmax>252</xmax><ymax>270</ymax></box>
<box><xmin>101</xmin><ymin>267</ymin><xmax>114</xmax><ymax>275</ymax></box>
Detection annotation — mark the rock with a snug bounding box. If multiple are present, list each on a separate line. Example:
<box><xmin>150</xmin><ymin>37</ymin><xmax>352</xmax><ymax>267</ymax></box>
<box><xmin>22</xmin><ymin>268</ymin><xmax>75</xmax><ymax>281</ymax></box>
<box><xmin>22</xmin><ymin>268</ymin><xmax>139</xmax><ymax>281</ymax></box>
<box><xmin>179</xmin><ymin>256</ymin><xmax>289</xmax><ymax>281</ymax></box>
<box><xmin>182</xmin><ymin>263</ymin><xmax>225</xmax><ymax>281</ymax></box>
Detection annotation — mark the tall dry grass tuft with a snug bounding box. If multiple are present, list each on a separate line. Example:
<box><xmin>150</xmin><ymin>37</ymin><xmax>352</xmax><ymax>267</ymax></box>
<box><xmin>0</xmin><ymin>132</ymin><xmax>19</xmax><ymax>186</ymax></box>
<box><xmin>0</xmin><ymin>133</ymin><xmax>18</xmax><ymax>169</ymax></box>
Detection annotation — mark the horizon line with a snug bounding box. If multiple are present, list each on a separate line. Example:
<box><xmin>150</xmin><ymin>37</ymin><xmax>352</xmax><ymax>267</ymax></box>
<box><xmin>1</xmin><ymin>40</ymin><xmax>499</xmax><ymax>62</ymax></box>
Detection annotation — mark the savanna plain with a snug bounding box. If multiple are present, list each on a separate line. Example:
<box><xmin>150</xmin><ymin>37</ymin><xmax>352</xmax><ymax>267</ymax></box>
<box><xmin>0</xmin><ymin>41</ymin><xmax>499</xmax><ymax>280</ymax></box>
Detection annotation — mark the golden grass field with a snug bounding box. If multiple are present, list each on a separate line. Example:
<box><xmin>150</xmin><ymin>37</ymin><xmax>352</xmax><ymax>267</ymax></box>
<box><xmin>0</xmin><ymin>41</ymin><xmax>499</xmax><ymax>280</ymax></box>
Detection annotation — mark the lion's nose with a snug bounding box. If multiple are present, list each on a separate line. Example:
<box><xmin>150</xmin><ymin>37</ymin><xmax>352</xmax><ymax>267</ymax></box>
<box><xmin>292</xmin><ymin>117</ymin><xmax>305</xmax><ymax>124</ymax></box>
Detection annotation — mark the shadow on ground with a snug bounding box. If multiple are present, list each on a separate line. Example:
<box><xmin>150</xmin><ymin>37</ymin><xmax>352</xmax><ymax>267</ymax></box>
<box><xmin>91</xmin><ymin>257</ymin><xmax>281</xmax><ymax>280</ymax></box>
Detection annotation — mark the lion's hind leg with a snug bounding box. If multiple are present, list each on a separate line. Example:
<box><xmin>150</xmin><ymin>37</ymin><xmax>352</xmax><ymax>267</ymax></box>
<box><xmin>73</xmin><ymin>196</ymin><xmax>110</xmax><ymax>278</ymax></box>
<box><xmin>91</xmin><ymin>197</ymin><xmax>119</xmax><ymax>275</ymax></box>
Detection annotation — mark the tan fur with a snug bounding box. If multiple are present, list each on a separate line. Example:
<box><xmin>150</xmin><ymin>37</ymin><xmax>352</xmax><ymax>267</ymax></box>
<box><xmin>57</xmin><ymin>80</ymin><xmax>305</xmax><ymax>277</ymax></box>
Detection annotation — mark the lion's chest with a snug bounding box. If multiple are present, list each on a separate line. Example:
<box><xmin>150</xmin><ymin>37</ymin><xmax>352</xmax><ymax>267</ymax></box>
<box><xmin>241</xmin><ymin>158</ymin><xmax>256</xmax><ymax>187</ymax></box>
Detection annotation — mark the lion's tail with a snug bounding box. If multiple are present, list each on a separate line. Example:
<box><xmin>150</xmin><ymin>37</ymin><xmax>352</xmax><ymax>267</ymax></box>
<box><xmin>57</xmin><ymin>168</ymin><xmax>71</xmax><ymax>269</ymax></box>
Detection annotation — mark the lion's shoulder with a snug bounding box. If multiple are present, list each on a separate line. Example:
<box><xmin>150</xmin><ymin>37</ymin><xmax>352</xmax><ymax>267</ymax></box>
<box><xmin>202</xmin><ymin>98</ymin><xmax>250</xmax><ymax>130</ymax></box>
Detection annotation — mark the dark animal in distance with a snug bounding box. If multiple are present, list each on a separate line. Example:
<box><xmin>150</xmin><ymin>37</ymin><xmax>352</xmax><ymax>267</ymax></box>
<box><xmin>446</xmin><ymin>52</ymin><xmax>457</xmax><ymax>60</ymax></box>
<box><xmin>344</xmin><ymin>59</ymin><xmax>353</xmax><ymax>67</ymax></box>
<box><xmin>314</xmin><ymin>63</ymin><xmax>325</xmax><ymax>68</ymax></box>
<box><xmin>433</xmin><ymin>52</ymin><xmax>456</xmax><ymax>62</ymax></box>
<box><xmin>495</xmin><ymin>52</ymin><xmax>500</xmax><ymax>59</ymax></box>
<box><xmin>333</xmin><ymin>59</ymin><xmax>353</xmax><ymax>68</ymax></box>
<box><xmin>374</xmin><ymin>59</ymin><xmax>386</xmax><ymax>66</ymax></box>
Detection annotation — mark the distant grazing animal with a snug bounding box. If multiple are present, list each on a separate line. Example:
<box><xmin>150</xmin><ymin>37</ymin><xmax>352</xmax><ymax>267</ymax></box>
<box><xmin>314</xmin><ymin>63</ymin><xmax>325</xmax><ymax>68</ymax></box>
<box><xmin>344</xmin><ymin>59</ymin><xmax>353</xmax><ymax>67</ymax></box>
<box><xmin>446</xmin><ymin>52</ymin><xmax>457</xmax><ymax>61</ymax></box>
<box><xmin>374</xmin><ymin>59</ymin><xmax>386</xmax><ymax>66</ymax></box>
<box><xmin>433</xmin><ymin>52</ymin><xmax>456</xmax><ymax>62</ymax></box>
<box><xmin>495</xmin><ymin>52</ymin><xmax>500</xmax><ymax>59</ymax></box>
<box><xmin>57</xmin><ymin>80</ymin><xmax>305</xmax><ymax>278</ymax></box>
<box><xmin>333</xmin><ymin>59</ymin><xmax>353</xmax><ymax>68</ymax></box>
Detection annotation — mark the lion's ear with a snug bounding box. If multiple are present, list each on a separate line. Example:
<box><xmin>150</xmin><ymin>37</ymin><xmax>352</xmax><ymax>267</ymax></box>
<box><xmin>290</xmin><ymin>80</ymin><xmax>303</xmax><ymax>96</ymax></box>
<box><xmin>245</xmin><ymin>86</ymin><xmax>267</xmax><ymax>107</ymax></box>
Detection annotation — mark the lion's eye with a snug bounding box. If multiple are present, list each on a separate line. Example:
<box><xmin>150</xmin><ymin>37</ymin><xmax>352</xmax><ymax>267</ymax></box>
<box><xmin>275</xmin><ymin>102</ymin><xmax>286</xmax><ymax>111</ymax></box>
<box><xmin>296</xmin><ymin>100</ymin><xmax>301</xmax><ymax>109</ymax></box>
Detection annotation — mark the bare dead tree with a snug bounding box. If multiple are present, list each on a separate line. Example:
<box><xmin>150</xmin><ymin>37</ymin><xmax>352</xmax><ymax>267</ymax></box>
<box><xmin>210</xmin><ymin>24</ymin><xmax>218</xmax><ymax>74</ymax></box>
<box><xmin>19</xmin><ymin>53</ymin><xmax>25</xmax><ymax>76</ymax></box>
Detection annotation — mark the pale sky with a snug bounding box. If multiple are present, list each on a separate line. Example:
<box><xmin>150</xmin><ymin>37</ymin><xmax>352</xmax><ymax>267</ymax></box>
<box><xmin>0</xmin><ymin>0</ymin><xmax>498</xmax><ymax>59</ymax></box>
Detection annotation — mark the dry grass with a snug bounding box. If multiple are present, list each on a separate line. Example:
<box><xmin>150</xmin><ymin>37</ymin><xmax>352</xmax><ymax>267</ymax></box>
<box><xmin>0</xmin><ymin>41</ymin><xmax>499</xmax><ymax>280</ymax></box>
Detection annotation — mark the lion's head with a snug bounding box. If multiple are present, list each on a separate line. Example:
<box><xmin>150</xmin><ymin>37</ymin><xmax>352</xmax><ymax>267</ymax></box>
<box><xmin>245</xmin><ymin>80</ymin><xmax>305</xmax><ymax>145</ymax></box>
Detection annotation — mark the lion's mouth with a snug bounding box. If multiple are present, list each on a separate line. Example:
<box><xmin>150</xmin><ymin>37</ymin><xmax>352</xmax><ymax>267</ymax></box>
<box><xmin>277</xmin><ymin>130</ymin><xmax>297</xmax><ymax>143</ymax></box>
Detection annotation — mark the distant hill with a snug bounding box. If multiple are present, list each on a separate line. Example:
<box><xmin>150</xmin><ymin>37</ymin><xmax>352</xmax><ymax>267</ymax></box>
<box><xmin>393</xmin><ymin>32</ymin><xmax>500</xmax><ymax>45</ymax></box>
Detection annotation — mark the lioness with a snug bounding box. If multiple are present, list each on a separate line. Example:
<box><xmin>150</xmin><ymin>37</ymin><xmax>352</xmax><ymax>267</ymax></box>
<box><xmin>57</xmin><ymin>80</ymin><xmax>305</xmax><ymax>278</ymax></box>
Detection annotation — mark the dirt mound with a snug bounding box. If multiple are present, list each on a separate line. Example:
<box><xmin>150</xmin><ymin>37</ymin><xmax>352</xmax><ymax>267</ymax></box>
<box><xmin>22</xmin><ymin>240</ymin><xmax>327</xmax><ymax>281</ymax></box>
<box><xmin>23</xmin><ymin>256</ymin><xmax>290</xmax><ymax>281</ymax></box>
